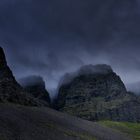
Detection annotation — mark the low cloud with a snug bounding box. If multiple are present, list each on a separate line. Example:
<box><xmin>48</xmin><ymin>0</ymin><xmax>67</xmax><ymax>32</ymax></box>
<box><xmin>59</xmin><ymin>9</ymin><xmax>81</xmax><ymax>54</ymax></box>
<box><xmin>1</xmin><ymin>0</ymin><xmax>140</xmax><ymax>95</ymax></box>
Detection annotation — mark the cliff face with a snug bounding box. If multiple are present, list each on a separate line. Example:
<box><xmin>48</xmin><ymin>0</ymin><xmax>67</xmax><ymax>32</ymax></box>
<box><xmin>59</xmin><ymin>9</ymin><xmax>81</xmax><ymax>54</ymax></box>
<box><xmin>19</xmin><ymin>76</ymin><xmax>51</xmax><ymax>106</ymax></box>
<box><xmin>56</xmin><ymin>64</ymin><xmax>140</xmax><ymax>122</ymax></box>
<box><xmin>0</xmin><ymin>47</ymin><xmax>43</xmax><ymax>106</ymax></box>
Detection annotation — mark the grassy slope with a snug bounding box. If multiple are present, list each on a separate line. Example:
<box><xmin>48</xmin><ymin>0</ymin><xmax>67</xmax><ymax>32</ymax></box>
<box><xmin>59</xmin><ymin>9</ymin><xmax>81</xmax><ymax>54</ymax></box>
<box><xmin>0</xmin><ymin>103</ymin><xmax>131</xmax><ymax>140</ymax></box>
<box><xmin>99</xmin><ymin>121</ymin><xmax>140</xmax><ymax>140</ymax></box>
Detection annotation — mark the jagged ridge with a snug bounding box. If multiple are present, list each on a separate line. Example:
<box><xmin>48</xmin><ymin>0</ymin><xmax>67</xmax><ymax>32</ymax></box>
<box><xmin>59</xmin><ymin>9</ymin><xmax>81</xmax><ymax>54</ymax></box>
<box><xmin>0</xmin><ymin>47</ymin><xmax>44</xmax><ymax>106</ymax></box>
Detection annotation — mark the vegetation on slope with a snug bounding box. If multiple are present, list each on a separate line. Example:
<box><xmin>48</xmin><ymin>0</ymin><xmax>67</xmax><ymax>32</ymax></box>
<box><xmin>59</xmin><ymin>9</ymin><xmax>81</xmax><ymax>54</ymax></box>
<box><xmin>99</xmin><ymin>121</ymin><xmax>140</xmax><ymax>140</ymax></box>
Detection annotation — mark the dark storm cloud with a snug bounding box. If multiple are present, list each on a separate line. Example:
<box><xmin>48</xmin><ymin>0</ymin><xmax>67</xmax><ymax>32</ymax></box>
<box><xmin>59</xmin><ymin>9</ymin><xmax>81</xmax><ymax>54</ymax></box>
<box><xmin>1</xmin><ymin>0</ymin><xmax>140</xmax><ymax>96</ymax></box>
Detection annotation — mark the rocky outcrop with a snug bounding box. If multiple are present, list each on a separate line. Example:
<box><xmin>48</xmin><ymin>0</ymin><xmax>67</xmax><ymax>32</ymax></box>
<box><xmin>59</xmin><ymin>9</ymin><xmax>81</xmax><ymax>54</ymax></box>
<box><xmin>55</xmin><ymin>64</ymin><xmax>140</xmax><ymax>122</ymax></box>
<box><xmin>19</xmin><ymin>76</ymin><xmax>51</xmax><ymax>106</ymax></box>
<box><xmin>0</xmin><ymin>47</ymin><xmax>43</xmax><ymax>106</ymax></box>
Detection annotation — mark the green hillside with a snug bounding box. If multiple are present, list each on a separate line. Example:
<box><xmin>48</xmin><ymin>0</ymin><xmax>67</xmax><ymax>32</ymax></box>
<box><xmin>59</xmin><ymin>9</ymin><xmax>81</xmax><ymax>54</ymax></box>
<box><xmin>99</xmin><ymin>121</ymin><xmax>140</xmax><ymax>140</ymax></box>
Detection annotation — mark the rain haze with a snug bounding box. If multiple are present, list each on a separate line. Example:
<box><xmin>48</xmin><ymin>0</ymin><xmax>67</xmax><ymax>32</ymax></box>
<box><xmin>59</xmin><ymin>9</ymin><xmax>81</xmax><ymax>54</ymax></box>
<box><xmin>1</xmin><ymin>0</ymin><xmax>140</xmax><ymax>97</ymax></box>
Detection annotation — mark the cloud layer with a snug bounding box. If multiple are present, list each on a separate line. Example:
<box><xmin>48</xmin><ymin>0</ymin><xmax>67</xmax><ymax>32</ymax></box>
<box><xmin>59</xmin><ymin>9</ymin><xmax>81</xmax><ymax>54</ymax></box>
<box><xmin>1</xmin><ymin>0</ymin><xmax>140</xmax><ymax>96</ymax></box>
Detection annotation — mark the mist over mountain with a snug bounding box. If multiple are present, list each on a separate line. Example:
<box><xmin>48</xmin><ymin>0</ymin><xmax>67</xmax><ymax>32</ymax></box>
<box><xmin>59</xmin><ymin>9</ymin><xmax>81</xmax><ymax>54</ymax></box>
<box><xmin>126</xmin><ymin>82</ymin><xmax>140</xmax><ymax>95</ymax></box>
<box><xmin>0</xmin><ymin>1</ymin><xmax>140</xmax><ymax>140</ymax></box>
<box><xmin>1</xmin><ymin>0</ymin><xmax>140</xmax><ymax>96</ymax></box>
<box><xmin>19</xmin><ymin>75</ymin><xmax>46</xmax><ymax>87</ymax></box>
<box><xmin>55</xmin><ymin>64</ymin><xmax>140</xmax><ymax>122</ymax></box>
<box><xmin>59</xmin><ymin>64</ymin><xmax>113</xmax><ymax>88</ymax></box>
<box><xmin>0</xmin><ymin>47</ymin><xmax>44</xmax><ymax>106</ymax></box>
<box><xmin>19</xmin><ymin>75</ymin><xmax>51</xmax><ymax>105</ymax></box>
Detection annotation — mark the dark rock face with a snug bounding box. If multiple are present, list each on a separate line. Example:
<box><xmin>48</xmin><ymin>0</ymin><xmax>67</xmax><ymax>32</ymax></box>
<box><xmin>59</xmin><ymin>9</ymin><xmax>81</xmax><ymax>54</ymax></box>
<box><xmin>19</xmin><ymin>76</ymin><xmax>51</xmax><ymax>106</ymax></box>
<box><xmin>0</xmin><ymin>47</ymin><xmax>42</xmax><ymax>106</ymax></box>
<box><xmin>0</xmin><ymin>47</ymin><xmax>7</xmax><ymax>68</ymax></box>
<box><xmin>55</xmin><ymin>64</ymin><xmax>140</xmax><ymax>122</ymax></box>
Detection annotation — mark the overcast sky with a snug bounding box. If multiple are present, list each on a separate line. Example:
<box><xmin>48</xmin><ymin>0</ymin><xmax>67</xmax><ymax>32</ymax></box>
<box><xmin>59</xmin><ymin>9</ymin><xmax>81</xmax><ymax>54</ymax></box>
<box><xmin>1</xmin><ymin>0</ymin><xmax>140</xmax><ymax>96</ymax></box>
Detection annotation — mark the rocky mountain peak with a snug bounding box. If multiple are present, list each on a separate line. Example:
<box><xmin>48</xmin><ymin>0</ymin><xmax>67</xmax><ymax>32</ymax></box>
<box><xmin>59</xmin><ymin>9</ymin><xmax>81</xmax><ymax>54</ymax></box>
<box><xmin>0</xmin><ymin>47</ymin><xmax>7</xmax><ymax>68</ymax></box>
<box><xmin>0</xmin><ymin>47</ymin><xmax>16</xmax><ymax>81</ymax></box>
<box><xmin>19</xmin><ymin>75</ymin><xmax>45</xmax><ymax>87</ymax></box>
<box><xmin>55</xmin><ymin>64</ymin><xmax>140</xmax><ymax>122</ymax></box>
<box><xmin>78</xmin><ymin>64</ymin><xmax>113</xmax><ymax>75</ymax></box>
<box><xmin>0</xmin><ymin>47</ymin><xmax>45</xmax><ymax>106</ymax></box>
<box><xmin>19</xmin><ymin>75</ymin><xmax>51</xmax><ymax>105</ymax></box>
<box><xmin>59</xmin><ymin>64</ymin><xmax>114</xmax><ymax>87</ymax></box>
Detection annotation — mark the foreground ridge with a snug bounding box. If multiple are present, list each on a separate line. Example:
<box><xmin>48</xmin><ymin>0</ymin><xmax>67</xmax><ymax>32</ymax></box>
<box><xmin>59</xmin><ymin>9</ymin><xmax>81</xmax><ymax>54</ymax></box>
<box><xmin>0</xmin><ymin>103</ymin><xmax>131</xmax><ymax>140</ymax></box>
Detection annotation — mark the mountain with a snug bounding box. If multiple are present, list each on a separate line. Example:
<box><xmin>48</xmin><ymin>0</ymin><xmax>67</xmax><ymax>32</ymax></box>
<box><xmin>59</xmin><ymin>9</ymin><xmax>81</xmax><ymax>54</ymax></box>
<box><xmin>19</xmin><ymin>76</ymin><xmax>51</xmax><ymax>106</ymax></box>
<box><xmin>0</xmin><ymin>103</ymin><xmax>131</xmax><ymax>140</ymax></box>
<box><xmin>0</xmin><ymin>47</ymin><xmax>43</xmax><ymax>106</ymax></box>
<box><xmin>0</xmin><ymin>47</ymin><xmax>133</xmax><ymax>140</ymax></box>
<box><xmin>55</xmin><ymin>64</ymin><xmax>140</xmax><ymax>122</ymax></box>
